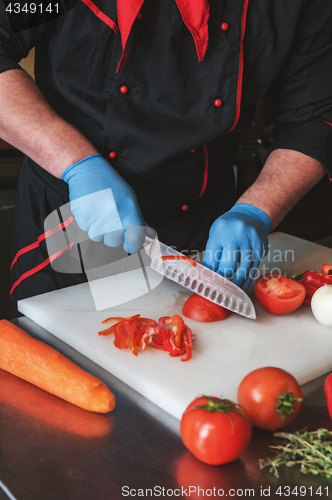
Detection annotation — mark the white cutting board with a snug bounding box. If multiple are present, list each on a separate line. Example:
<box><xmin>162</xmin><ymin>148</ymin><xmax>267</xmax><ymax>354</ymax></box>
<box><xmin>18</xmin><ymin>232</ymin><xmax>332</xmax><ymax>420</ymax></box>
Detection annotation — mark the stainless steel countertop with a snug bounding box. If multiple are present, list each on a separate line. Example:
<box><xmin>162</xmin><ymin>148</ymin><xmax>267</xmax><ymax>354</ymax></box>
<box><xmin>1</xmin><ymin>316</ymin><xmax>332</xmax><ymax>500</ymax></box>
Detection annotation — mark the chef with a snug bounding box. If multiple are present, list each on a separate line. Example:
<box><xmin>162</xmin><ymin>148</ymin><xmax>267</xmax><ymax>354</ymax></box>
<box><xmin>0</xmin><ymin>0</ymin><xmax>331</xmax><ymax>317</ymax></box>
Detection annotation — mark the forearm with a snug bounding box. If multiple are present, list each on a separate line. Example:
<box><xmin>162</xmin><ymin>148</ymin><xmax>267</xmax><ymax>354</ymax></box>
<box><xmin>236</xmin><ymin>148</ymin><xmax>326</xmax><ymax>230</ymax></box>
<box><xmin>0</xmin><ymin>69</ymin><xmax>98</xmax><ymax>178</ymax></box>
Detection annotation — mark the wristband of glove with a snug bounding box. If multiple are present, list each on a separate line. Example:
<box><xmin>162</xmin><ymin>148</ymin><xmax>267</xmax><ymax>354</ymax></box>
<box><xmin>229</xmin><ymin>203</ymin><xmax>272</xmax><ymax>234</ymax></box>
<box><xmin>62</xmin><ymin>154</ymin><xmax>103</xmax><ymax>182</ymax></box>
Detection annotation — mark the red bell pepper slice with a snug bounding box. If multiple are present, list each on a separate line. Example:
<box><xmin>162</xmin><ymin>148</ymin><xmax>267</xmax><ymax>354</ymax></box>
<box><xmin>101</xmin><ymin>317</ymin><xmax>125</xmax><ymax>324</ymax></box>
<box><xmin>161</xmin><ymin>256</ymin><xmax>197</xmax><ymax>267</ymax></box>
<box><xmin>164</xmin><ymin>315</ymin><xmax>185</xmax><ymax>348</ymax></box>
<box><xmin>98</xmin><ymin>317</ymin><xmax>125</xmax><ymax>336</ymax></box>
<box><xmin>99</xmin><ymin>314</ymin><xmax>194</xmax><ymax>361</ymax></box>
<box><xmin>112</xmin><ymin>315</ymin><xmax>141</xmax><ymax>355</ymax></box>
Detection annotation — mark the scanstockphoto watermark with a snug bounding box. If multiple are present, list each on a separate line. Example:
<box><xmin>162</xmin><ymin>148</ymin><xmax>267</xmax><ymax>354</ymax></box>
<box><xmin>121</xmin><ymin>485</ymin><xmax>256</xmax><ymax>497</ymax></box>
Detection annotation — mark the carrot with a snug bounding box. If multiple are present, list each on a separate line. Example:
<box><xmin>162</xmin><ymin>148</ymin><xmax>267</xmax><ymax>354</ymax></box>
<box><xmin>0</xmin><ymin>369</ymin><xmax>114</xmax><ymax>438</ymax></box>
<box><xmin>0</xmin><ymin>320</ymin><xmax>115</xmax><ymax>413</ymax></box>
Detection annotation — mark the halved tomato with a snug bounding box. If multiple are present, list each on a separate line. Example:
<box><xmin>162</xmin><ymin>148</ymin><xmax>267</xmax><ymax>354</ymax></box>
<box><xmin>182</xmin><ymin>294</ymin><xmax>231</xmax><ymax>322</ymax></box>
<box><xmin>255</xmin><ymin>273</ymin><xmax>306</xmax><ymax>315</ymax></box>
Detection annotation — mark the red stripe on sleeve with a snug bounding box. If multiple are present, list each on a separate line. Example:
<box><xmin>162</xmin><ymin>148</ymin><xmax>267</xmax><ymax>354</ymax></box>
<box><xmin>11</xmin><ymin>216</ymin><xmax>74</xmax><ymax>272</ymax></box>
<box><xmin>10</xmin><ymin>243</ymin><xmax>74</xmax><ymax>298</ymax></box>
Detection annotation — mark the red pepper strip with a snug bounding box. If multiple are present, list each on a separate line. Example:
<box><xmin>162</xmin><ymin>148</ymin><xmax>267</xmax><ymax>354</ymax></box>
<box><xmin>136</xmin><ymin>320</ymin><xmax>157</xmax><ymax>350</ymax></box>
<box><xmin>146</xmin><ymin>321</ymin><xmax>180</xmax><ymax>354</ymax></box>
<box><xmin>99</xmin><ymin>314</ymin><xmax>194</xmax><ymax>361</ymax></box>
<box><xmin>164</xmin><ymin>327</ymin><xmax>184</xmax><ymax>356</ymax></box>
<box><xmin>181</xmin><ymin>326</ymin><xmax>193</xmax><ymax>361</ymax></box>
<box><xmin>150</xmin><ymin>316</ymin><xmax>168</xmax><ymax>347</ymax></box>
<box><xmin>99</xmin><ymin>316</ymin><xmax>125</xmax><ymax>335</ymax></box>
<box><xmin>130</xmin><ymin>321</ymin><xmax>146</xmax><ymax>356</ymax></box>
<box><xmin>154</xmin><ymin>316</ymin><xmax>194</xmax><ymax>360</ymax></box>
<box><xmin>98</xmin><ymin>324</ymin><xmax>117</xmax><ymax>336</ymax></box>
<box><xmin>102</xmin><ymin>316</ymin><xmax>125</xmax><ymax>324</ymax></box>
<box><xmin>113</xmin><ymin>315</ymin><xmax>142</xmax><ymax>355</ymax></box>
<box><xmin>164</xmin><ymin>315</ymin><xmax>185</xmax><ymax>348</ymax></box>
<box><xmin>139</xmin><ymin>324</ymin><xmax>157</xmax><ymax>350</ymax></box>
<box><xmin>98</xmin><ymin>315</ymin><xmax>138</xmax><ymax>336</ymax></box>
<box><xmin>156</xmin><ymin>317</ymin><xmax>179</xmax><ymax>355</ymax></box>
<box><xmin>161</xmin><ymin>255</ymin><xmax>197</xmax><ymax>267</ymax></box>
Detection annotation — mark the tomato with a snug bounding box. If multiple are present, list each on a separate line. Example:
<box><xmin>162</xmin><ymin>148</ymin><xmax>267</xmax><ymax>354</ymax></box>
<box><xmin>180</xmin><ymin>396</ymin><xmax>252</xmax><ymax>465</ymax></box>
<box><xmin>237</xmin><ymin>367</ymin><xmax>303</xmax><ymax>431</ymax></box>
<box><xmin>254</xmin><ymin>273</ymin><xmax>306</xmax><ymax>315</ymax></box>
<box><xmin>182</xmin><ymin>294</ymin><xmax>231</xmax><ymax>322</ymax></box>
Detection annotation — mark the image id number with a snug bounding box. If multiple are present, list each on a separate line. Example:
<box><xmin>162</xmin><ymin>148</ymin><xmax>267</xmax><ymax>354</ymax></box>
<box><xmin>5</xmin><ymin>2</ymin><xmax>59</xmax><ymax>14</ymax></box>
<box><xmin>274</xmin><ymin>485</ymin><xmax>329</xmax><ymax>496</ymax></box>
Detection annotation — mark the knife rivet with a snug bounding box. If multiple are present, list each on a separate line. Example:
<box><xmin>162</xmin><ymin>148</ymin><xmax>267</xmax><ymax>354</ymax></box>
<box><xmin>181</xmin><ymin>204</ymin><xmax>188</xmax><ymax>211</ymax></box>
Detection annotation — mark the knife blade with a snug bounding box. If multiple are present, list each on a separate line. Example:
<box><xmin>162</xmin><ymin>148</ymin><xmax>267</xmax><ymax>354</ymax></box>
<box><xmin>143</xmin><ymin>236</ymin><xmax>256</xmax><ymax>319</ymax></box>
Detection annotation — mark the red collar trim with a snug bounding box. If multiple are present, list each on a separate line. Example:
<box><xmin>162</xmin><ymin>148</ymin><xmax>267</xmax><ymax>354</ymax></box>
<box><xmin>174</xmin><ymin>0</ymin><xmax>210</xmax><ymax>62</ymax></box>
<box><xmin>116</xmin><ymin>0</ymin><xmax>210</xmax><ymax>71</ymax></box>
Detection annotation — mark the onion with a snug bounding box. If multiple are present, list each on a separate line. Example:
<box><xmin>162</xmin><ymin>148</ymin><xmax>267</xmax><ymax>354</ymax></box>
<box><xmin>311</xmin><ymin>285</ymin><xmax>332</xmax><ymax>327</ymax></box>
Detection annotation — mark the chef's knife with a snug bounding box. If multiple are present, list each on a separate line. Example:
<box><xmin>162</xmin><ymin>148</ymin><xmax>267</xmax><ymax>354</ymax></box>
<box><xmin>143</xmin><ymin>236</ymin><xmax>256</xmax><ymax>319</ymax></box>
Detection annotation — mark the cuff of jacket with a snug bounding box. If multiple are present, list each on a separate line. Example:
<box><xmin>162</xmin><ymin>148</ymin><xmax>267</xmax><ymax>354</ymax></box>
<box><xmin>269</xmin><ymin>120</ymin><xmax>332</xmax><ymax>180</ymax></box>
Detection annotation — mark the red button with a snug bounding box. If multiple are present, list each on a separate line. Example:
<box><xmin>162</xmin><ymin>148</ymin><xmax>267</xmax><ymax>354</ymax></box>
<box><xmin>221</xmin><ymin>22</ymin><xmax>229</xmax><ymax>31</ymax></box>
<box><xmin>181</xmin><ymin>204</ymin><xmax>189</xmax><ymax>211</ymax></box>
<box><xmin>214</xmin><ymin>99</ymin><xmax>222</xmax><ymax>107</ymax></box>
<box><xmin>190</xmin><ymin>148</ymin><xmax>196</xmax><ymax>153</ymax></box>
<box><xmin>120</xmin><ymin>85</ymin><xmax>128</xmax><ymax>94</ymax></box>
<box><xmin>109</xmin><ymin>151</ymin><xmax>117</xmax><ymax>159</ymax></box>
<box><xmin>137</xmin><ymin>11</ymin><xmax>143</xmax><ymax>19</ymax></box>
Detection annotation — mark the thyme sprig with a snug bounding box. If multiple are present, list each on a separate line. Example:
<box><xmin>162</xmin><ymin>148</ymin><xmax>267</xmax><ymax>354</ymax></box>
<box><xmin>259</xmin><ymin>429</ymin><xmax>332</xmax><ymax>479</ymax></box>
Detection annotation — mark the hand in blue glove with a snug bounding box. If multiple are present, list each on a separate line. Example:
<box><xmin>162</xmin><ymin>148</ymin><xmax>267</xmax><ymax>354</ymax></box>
<box><xmin>62</xmin><ymin>154</ymin><xmax>147</xmax><ymax>253</ymax></box>
<box><xmin>204</xmin><ymin>203</ymin><xmax>272</xmax><ymax>291</ymax></box>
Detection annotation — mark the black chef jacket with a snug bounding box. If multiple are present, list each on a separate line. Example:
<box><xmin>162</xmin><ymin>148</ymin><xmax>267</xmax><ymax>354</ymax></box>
<box><xmin>1</xmin><ymin>0</ymin><xmax>332</xmax><ymax>313</ymax></box>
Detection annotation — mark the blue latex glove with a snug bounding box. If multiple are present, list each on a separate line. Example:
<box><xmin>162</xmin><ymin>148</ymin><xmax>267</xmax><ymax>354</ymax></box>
<box><xmin>62</xmin><ymin>154</ymin><xmax>147</xmax><ymax>253</ymax></box>
<box><xmin>204</xmin><ymin>203</ymin><xmax>272</xmax><ymax>291</ymax></box>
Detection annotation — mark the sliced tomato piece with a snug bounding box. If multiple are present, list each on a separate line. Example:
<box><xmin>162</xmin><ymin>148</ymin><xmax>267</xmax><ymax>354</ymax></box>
<box><xmin>182</xmin><ymin>294</ymin><xmax>231</xmax><ymax>322</ymax></box>
<box><xmin>255</xmin><ymin>273</ymin><xmax>306</xmax><ymax>315</ymax></box>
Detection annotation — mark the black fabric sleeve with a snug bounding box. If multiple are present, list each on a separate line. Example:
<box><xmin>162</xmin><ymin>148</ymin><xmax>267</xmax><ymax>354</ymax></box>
<box><xmin>267</xmin><ymin>0</ymin><xmax>332</xmax><ymax>178</ymax></box>
<box><xmin>0</xmin><ymin>0</ymin><xmax>37</xmax><ymax>72</ymax></box>
<box><xmin>0</xmin><ymin>0</ymin><xmax>66</xmax><ymax>74</ymax></box>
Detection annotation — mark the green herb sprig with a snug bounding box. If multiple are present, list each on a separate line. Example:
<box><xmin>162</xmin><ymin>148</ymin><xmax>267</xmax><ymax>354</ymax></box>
<box><xmin>259</xmin><ymin>428</ymin><xmax>332</xmax><ymax>479</ymax></box>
